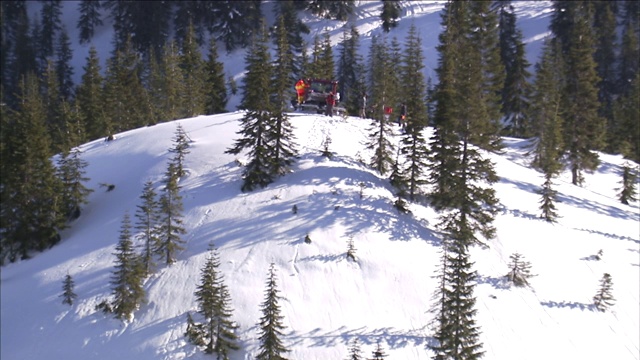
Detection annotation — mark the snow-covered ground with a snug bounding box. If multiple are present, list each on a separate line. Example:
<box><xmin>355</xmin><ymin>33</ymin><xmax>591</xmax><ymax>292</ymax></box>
<box><xmin>4</xmin><ymin>1</ymin><xmax>638</xmax><ymax>360</ymax></box>
<box><xmin>1</xmin><ymin>112</ymin><xmax>638</xmax><ymax>360</ymax></box>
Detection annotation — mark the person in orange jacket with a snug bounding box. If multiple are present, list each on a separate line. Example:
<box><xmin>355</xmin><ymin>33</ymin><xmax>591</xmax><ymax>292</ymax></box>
<box><xmin>295</xmin><ymin>79</ymin><xmax>309</xmax><ymax>106</ymax></box>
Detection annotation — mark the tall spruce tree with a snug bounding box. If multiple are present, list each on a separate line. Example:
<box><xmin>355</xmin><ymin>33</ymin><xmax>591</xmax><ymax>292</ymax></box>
<box><xmin>618</xmin><ymin>163</ymin><xmax>638</xmax><ymax>205</ymax></box>
<box><xmin>76</xmin><ymin>46</ymin><xmax>107</xmax><ymax>141</ymax></box>
<box><xmin>187</xmin><ymin>245</ymin><xmax>239</xmax><ymax>357</ymax></box>
<box><xmin>156</xmin><ymin>161</ymin><xmax>186</xmax><ymax>265</ymax></box>
<box><xmin>398</xmin><ymin>25</ymin><xmax>429</xmax><ymax>201</ymax></box>
<box><xmin>227</xmin><ymin>19</ymin><xmax>277</xmax><ymax>192</ymax></box>
<box><xmin>110</xmin><ymin>212</ymin><xmax>146</xmax><ymax>320</ymax></box>
<box><xmin>39</xmin><ymin>0</ymin><xmax>62</xmax><ymax>58</ymax></box>
<box><xmin>380</xmin><ymin>0</ymin><xmax>401</xmax><ymax>33</ymax></box>
<box><xmin>552</xmin><ymin>2</ymin><xmax>606</xmax><ymax>186</ymax></box>
<box><xmin>208</xmin><ymin>1</ymin><xmax>262</xmax><ymax>52</ymax></box>
<box><xmin>612</xmin><ymin>74</ymin><xmax>640</xmax><ymax>162</ymax></box>
<box><xmin>529</xmin><ymin>39</ymin><xmax>565</xmax><ymax>222</ymax></box>
<box><xmin>55</xmin><ymin>26</ymin><xmax>74</xmax><ymax>101</ymax></box>
<box><xmin>592</xmin><ymin>2</ymin><xmax>618</xmax><ymax>129</ymax></box>
<box><xmin>57</xmin><ymin>145</ymin><xmax>93</xmax><ymax>222</ymax></box>
<box><xmin>273</xmin><ymin>0</ymin><xmax>309</xmax><ymax>78</ymax></box>
<box><xmin>256</xmin><ymin>263</ymin><xmax>290</xmax><ymax>360</ymax></box>
<box><xmin>1</xmin><ymin>73</ymin><xmax>65</xmax><ymax>261</ymax></box>
<box><xmin>204</xmin><ymin>38</ymin><xmax>228</xmax><ymax>114</ymax></box>
<box><xmin>180</xmin><ymin>23</ymin><xmax>206</xmax><ymax>118</ymax></box>
<box><xmin>497</xmin><ymin>1</ymin><xmax>531</xmax><ymax>137</ymax></box>
<box><xmin>77</xmin><ymin>0</ymin><xmax>103</xmax><ymax>44</ymax></box>
<box><xmin>169</xmin><ymin>123</ymin><xmax>191</xmax><ymax>178</ymax></box>
<box><xmin>337</xmin><ymin>26</ymin><xmax>366</xmax><ymax>116</ymax></box>
<box><xmin>272</xmin><ymin>15</ymin><xmax>295</xmax><ymax>111</ymax></box>
<box><xmin>135</xmin><ymin>180</ymin><xmax>161</xmax><ymax>275</ymax></box>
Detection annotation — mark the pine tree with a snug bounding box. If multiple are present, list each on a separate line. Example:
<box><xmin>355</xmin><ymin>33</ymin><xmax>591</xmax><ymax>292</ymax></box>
<box><xmin>272</xmin><ymin>15</ymin><xmax>295</xmax><ymax>112</ymax></box>
<box><xmin>204</xmin><ymin>38</ymin><xmax>228</xmax><ymax>114</ymax></box>
<box><xmin>553</xmin><ymin>2</ymin><xmax>606</xmax><ymax>186</ymax></box>
<box><xmin>76</xmin><ymin>46</ymin><xmax>107</xmax><ymax>141</ymax></box>
<box><xmin>272</xmin><ymin>0</ymin><xmax>310</xmax><ymax>78</ymax></box>
<box><xmin>180</xmin><ymin>23</ymin><xmax>206</xmax><ymax>118</ymax></box>
<box><xmin>256</xmin><ymin>263</ymin><xmax>290</xmax><ymax>360</ymax></box>
<box><xmin>618</xmin><ymin>163</ymin><xmax>638</xmax><ymax>205</ymax></box>
<box><xmin>77</xmin><ymin>0</ymin><xmax>103</xmax><ymax>44</ymax></box>
<box><xmin>209</xmin><ymin>1</ymin><xmax>263</xmax><ymax>52</ymax></box>
<box><xmin>337</xmin><ymin>26</ymin><xmax>366</xmax><ymax>116</ymax></box>
<box><xmin>498</xmin><ymin>1</ymin><xmax>531</xmax><ymax>137</ymax></box>
<box><xmin>55</xmin><ymin>26</ymin><xmax>74</xmax><ymax>101</ymax></box>
<box><xmin>57</xmin><ymin>145</ymin><xmax>93</xmax><ymax>222</ymax></box>
<box><xmin>505</xmin><ymin>252</ymin><xmax>533</xmax><ymax>287</ymax></box>
<box><xmin>380</xmin><ymin>0</ymin><xmax>401</xmax><ymax>33</ymax></box>
<box><xmin>169</xmin><ymin>123</ymin><xmax>191</xmax><ymax>178</ymax></box>
<box><xmin>593</xmin><ymin>273</ymin><xmax>615</xmax><ymax>312</ymax></box>
<box><xmin>346</xmin><ymin>237</ymin><xmax>357</xmax><ymax>262</ymax></box>
<box><xmin>592</xmin><ymin>2</ymin><xmax>618</xmax><ymax>132</ymax></box>
<box><xmin>135</xmin><ymin>180</ymin><xmax>161</xmax><ymax>275</ymax></box>
<box><xmin>188</xmin><ymin>245</ymin><xmax>239</xmax><ymax>357</ymax></box>
<box><xmin>61</xmin><ymin>273</ymin><xmax>77</xmax><ymax>305</ymax></box>
<box><xmin>530</xmin><ymin>39</ymin><xmax>564</xmax><ymax>222</ymax></box>
<box><xmin>151</xmin><ymin>41</ymin><xmax>184</xmax><ymax>122</ymax></box>
<box><xmin>307</xmin><ymin>0</ymin><xmax>354</xmax><ymax>21</ymax></box>
<box><xmin>110</xmin><ymin>212</ymin><xmax>146</xmax><ymax>320</ymax></box>
<box><xmin>4</xmin><ymin>3</ymin><xmax>37</xmax><ymax>109</ymax></box>
<box><xmin>40</xmin><ymin>0</ymin><xmax>62</xmax><ymax>58</ymax></box>
<box><xmin>346</xmin><ymin>338</ymin><xmax>362</xmax><ymax>360</ymax></box>
<box><xmin>227</xmin><ymin>20</ymin><xmax>277</xmax><ymax>192</ymax></box>
<box><xmin>156</xmin><ymin>161</ymin><xmax>186</xmax><ymax>265</ymax></box>
<box><xmin>617</xmin><ymin>20</ymin><xmax>639</xmax><ymax>98</ymax></box>
<box><xmin>370</xmin><ymin>340</ymin><xmax>388</xmax><ymax>359</ymax></box>
<box><xmin>1</xmin><ymin>73</ymin><xmax>65</xmax><ymax>261</ymax></box>
<box><xmin>42</xmin><ymin>59</ymin><xmax>64</xmax><ymax>153</ymax></box>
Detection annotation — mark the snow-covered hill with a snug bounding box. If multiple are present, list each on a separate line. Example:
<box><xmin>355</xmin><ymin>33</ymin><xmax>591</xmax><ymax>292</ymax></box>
<box><xmin>1</xmin><ymin>112</ymin><xmax>638</xmax><ymax>360</ymax></box>
<box><xmin>3</xmin><ymin>2</ymin><xmax>639</xmax><ymax>360</ymax></box>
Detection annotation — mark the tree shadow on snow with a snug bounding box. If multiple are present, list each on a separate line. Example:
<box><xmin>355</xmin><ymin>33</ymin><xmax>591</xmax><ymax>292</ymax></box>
<box><xmin>539</xmin><ymin>300</ymin><xmax>596</xmax><ymax>311</ymax></box>
<box><xmin>476</xmin><ymin>274</ymin><xmax>511</xmax><ymax>290</ymax></box>
<box><xmin>287</xmin><ymin>325</ymin><xmax>429</xmax><ymax>351</ymax></box>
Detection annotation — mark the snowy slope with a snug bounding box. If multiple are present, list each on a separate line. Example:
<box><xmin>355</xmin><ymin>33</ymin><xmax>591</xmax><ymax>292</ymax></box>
<box><xmin>1</xmin><ymin>112</ymin><xmax>638</xmax><ymax>360</ymax></box>
<box><xmin>4</xmin><ymin>1</ymin><xmax>639</xmax><ymax>360</ymax></box>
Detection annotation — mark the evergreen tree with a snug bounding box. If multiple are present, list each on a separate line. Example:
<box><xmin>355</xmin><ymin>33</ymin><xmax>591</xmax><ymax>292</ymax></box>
<box><xmin>57</xmin><ymin>145</ymin><xmax>93</xmax><ymax>222</ymax></box>
<box><xmin>337</xmin><ymin>26</ymin><xmax>366</xmax><ymax>116</ymax></box>
<box><xmin>505</xmin><ymin>252</ymin><xmax>533</xmax><ymax>287</ymax></box>
<box><xmin>39</xmin><ymin>0</ymin><xmax>62</xmax><ymax>58</ymax></box>
<box><xmin>61</xmin><ymin>273</ymin><xmax>77</xmax><ymax>305</ymax></box>
<box><xmin>553</xmin><ymin>2</ymin><xmax>606</xmax><ymax>186</ymax></box>
<box><xmin>42</xmin><ymin>59</ymin><xmax>64</xmax><ymax>153</ymax></box>
<box><xmin>156</xmin><ymin>162</ymin><xmax>186</xmax><ymax>265</ymax></box>
<box><xmin>272</xmin><ymin>15</ymin><xmax>295</xmax><ymax>111</ymax></box>
<box><xmin>55</xmin><ymin>26</ymin><xmax>75</xmax><ymax>101</ymax></box>
<box><xmin>611</xmin><ymin>75</ymin><xmax>640</xmax><ymax>162</ymax></box>
<box><xmin>529</xmin><ymin>39</ymin><xmax>564</xmax><ymax>222</ymax></box>
<box><xmin>135</xmin><ymin>180</ymin><xmax>161</xmax><ymax>275</ymax></box>
<box><xmin>187</xmin><ymin>245</ymin><xmax>239</xmax><ymax>357</ymax></box>
<box><xmin>4</xmin><ymin>5</ymin><xmax>37</xmax><ymax>109</ymax></box>
<box><xmin>103</xmin><ymin>36</ymin><xmax>152</xmax><ymax>134</ymax></box>
<box><xmin>110</xmin><ymin>212</ymin><xmax>146</xmax><ymax>320</ymax></box>
<box><xmin>173</xmin><ymin>1</ymin><xmax>209</xmax><ymax>47</ymax></box>
<box><xmin>497</xmin><ymin>1</ymin><xmax>531</xmax><ymax>137</ymax></box>
<box><xmin>76</xmin><ymin>46</ymin><xmax>107</xmax><ymax>141</ymax></box>
<box><xmin>592</xmin><ymin>2</ymin><xmax>618</xmax><ymax>129</ymax></box>
<box><xmin>227</xmin><ymin>20</ymin><xmax>276</xmax><ymax>192</ymax></box>
<box><xmin>319</xmin><ymin>33</ymin><xmax>336</xmax><ymax>80</ymax></box>
<box><xmin>180</xmin><ymin>23</ymin><xmax>206</xmax><ymax>118</ymax></box>
<box><xmin>256</xmin><ymin>263</ymin><xmax>290</xmax><ymax>360</ymax></box>
<box><xmin>618</xmin><ymin>163</ymin><xmax>638</xmax><ymax>205</ymax></box>
<box><xmin>370</xmin><ymin>340</ymin><xmax>388</xmax><ymax>360</ymax></box>
<box><xmin>398</xmin><ymin>25</ymin><xmax>429</xmax><ymax>201</ymax></box>
<box><xmin>204</xmin><ymin>38</ymin><xmax>228</xmax><ymax>114</ymax></box>
<box><xmin>346</xmin><ymin>338</ymin><xmax>362</xmax><ymax>360</ymax></box>
<box><xmin>307</xmin><ymin>0</ymin><xmax>354</xmax><ymax>21</ymax></box>
<box><xmin>617</xmin><ymin>21</ymin><xmax>639</xmax><ymax>98</ymax></box>
<box><xmin>272</xmin><ymin>0</ymin><xmax>310</xmax><ymax>77</ymax></box>
<box><xmin>169</xmin><ymin>123</ymin><xmax>191</xmax><ymax>178</ymax></box>
<box><xmin>150</xmin><ymin>42</ymin><xmax>184</xmax><ymax>122</ymax></box>
<box><xmin>77</xmin><ymin>0</ymin><xmax>103</xmax><ymax>45</ymax></box>
<box><xmin>1</xmin><ymin>73</ymin><xmax>65</xmax><ymax>261</ymax></box>
<box><xmin>208</xmin><ymin>1</ymin><xmax>262</xmax><ymax>52</ymax></box>
<box><xmin>593</xmin><ymin>273</ymin><xmax>615</xmax><ymax>312</ymax></box>
<box><xmin>380</xmin><ymin>0</ymin><xmax>401</xmax><ymax>33</ymax></box>
<box><xmin>430</xmin><ymin>236</ymin><xmax>484</xmax><ymax>360</ymax></box>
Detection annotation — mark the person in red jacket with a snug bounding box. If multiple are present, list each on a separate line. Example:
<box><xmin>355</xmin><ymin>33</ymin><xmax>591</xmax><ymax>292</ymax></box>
<box><xmin>326</xmin><ymin>91</ymin><xmax>336</xmax><ymax>117</ymax></box>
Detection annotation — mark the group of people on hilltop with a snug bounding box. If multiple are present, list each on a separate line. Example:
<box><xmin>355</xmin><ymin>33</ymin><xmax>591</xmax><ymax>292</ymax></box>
<box><xmin>359</xmin><ymin>91</ymin><xmax>408</xmax><ymax>130</ymax></box>
<box><xmin>295</xmin><ymin>78</ymin><xmax>338</xmax><ymax>117</ymax></box>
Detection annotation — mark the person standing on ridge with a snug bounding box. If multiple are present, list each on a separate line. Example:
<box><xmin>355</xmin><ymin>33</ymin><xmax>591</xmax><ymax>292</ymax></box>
<box><xmin>295</xmin><ymin>78</ymin><xmax>309</xmax><ymax>107</ymax></box>
<box><xmin>326</xmin><ymin>91</ymin><xmax>336</xmax><ymax>117</ymax></box>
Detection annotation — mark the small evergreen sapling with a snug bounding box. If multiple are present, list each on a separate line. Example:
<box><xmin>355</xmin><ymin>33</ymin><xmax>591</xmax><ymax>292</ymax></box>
<box><xmin>346</xmin><ymin>237</ymin><xmax>357</xmax><ymax>262</ymax></box>
<box><xmin>304</xmin><ymin>234</ymin><xmax>311</xmax><ymax>244</ymax></box>
<box><xmin>370</xmin><ymin>340</ymin><xmax>388</xmax><ymax>359</ymax></box>
<box><xmin>61</xmin><ymin>273</ymin><xmax>77</xmax><ymax>305</ymax></box>
<box><xmin>321</xmin><ymin>135</ymin><xmax>333</xmax><ymax>159</ymax></box>
<box><xmin>256</xmin><ymin>263</ymin><xmax>290</xmax><ymax>360</ymax></box>
<box><xmin>505</xmin><ymin>252</ymin><xmax>533</xmax><ymax>287</ymax></box>
<box><xmin>347</xmin><ymin>338</ymin><xmax>362</xmax><ymax>360</ymax></box>
<box><xmin>593</xmin><ymin>273</ymin><xmax>615</xmax><ymax>312</ymax></box>
<box><xmin>618</xmin><ymin>163</ymin><xmax>637</xmax><ymax>205</ymax></box>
